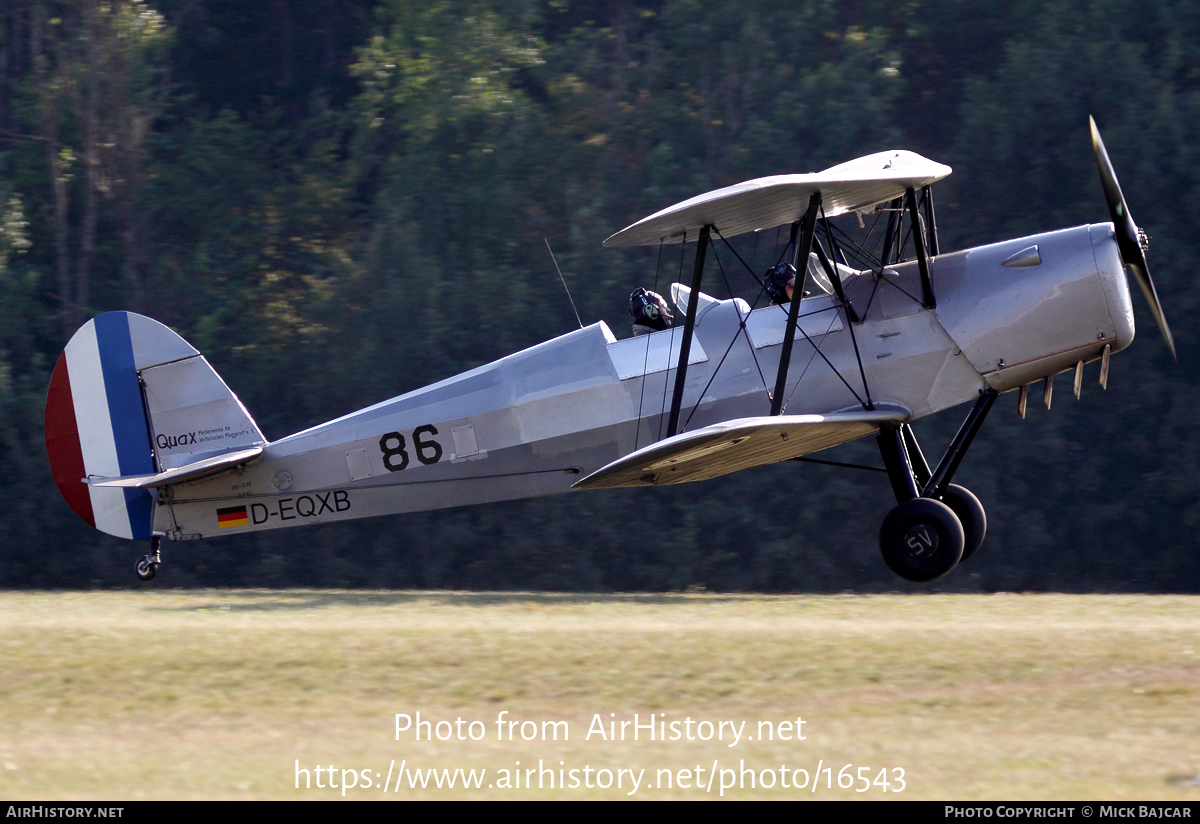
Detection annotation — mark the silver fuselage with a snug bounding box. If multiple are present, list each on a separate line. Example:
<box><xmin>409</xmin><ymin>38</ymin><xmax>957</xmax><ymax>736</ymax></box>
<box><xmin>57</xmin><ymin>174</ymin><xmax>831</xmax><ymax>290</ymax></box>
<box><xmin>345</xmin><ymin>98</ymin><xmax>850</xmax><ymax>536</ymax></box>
<box><xmin>155</xmin><ymin>223</ymin><xmax>1132</xmax><ymax>540</ymax></box>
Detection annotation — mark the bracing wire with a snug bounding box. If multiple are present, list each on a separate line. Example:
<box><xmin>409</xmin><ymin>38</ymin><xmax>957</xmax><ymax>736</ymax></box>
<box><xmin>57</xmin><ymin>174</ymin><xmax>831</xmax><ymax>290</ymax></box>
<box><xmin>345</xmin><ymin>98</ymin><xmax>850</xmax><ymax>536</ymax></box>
<box><xmin>545</xmin><ymin>238</ymin><xmax>583</xmax><ymax>329</ymax></box>
<box><xmin>680</xmin><ymin>243</ymin><xmax>770</xmax><ymax>432</ymax></box>
<box><xmin>657</xmin><ymin>232</ymin><xmax>687</xmax><ymax>442</ymax></box>
<box><xmin>819</xmin><ymin>202</ymin><xmax>873</xmax><ymax>411</ymax></box>
<box><xmin>633</xmin><ymin>238</ymin><xmax>666</xmax><ymax>451</ymax></box>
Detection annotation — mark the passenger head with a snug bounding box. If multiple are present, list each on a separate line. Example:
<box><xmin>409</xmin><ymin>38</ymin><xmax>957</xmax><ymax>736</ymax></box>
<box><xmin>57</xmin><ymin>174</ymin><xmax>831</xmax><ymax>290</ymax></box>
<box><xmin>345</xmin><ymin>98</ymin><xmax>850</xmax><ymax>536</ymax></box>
<box><xmin>629</xmin><ymin>287</ymin><xmax>674</xmax><ymax>331</ymax></box>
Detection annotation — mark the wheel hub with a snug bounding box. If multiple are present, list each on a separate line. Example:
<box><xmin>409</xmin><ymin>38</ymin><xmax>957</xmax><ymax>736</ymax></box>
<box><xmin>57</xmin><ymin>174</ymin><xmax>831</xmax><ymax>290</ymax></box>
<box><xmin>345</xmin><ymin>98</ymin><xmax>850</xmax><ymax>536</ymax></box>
<box><xmin>902</xmin><ymin>523</ymin><xmax>939</xmax><ymax>558</ymax></box>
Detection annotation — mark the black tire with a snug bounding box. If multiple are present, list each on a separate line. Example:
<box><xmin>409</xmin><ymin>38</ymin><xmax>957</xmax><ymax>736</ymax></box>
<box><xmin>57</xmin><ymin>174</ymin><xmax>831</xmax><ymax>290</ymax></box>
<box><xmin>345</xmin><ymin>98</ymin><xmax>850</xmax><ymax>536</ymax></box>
<box><xmin>135</xmin><ymin>556</ymin><xmax>157</xmax><ymax>582</ymax></box>
<box><xmin>879</xmin><ymin>498</ymin><xmax>965</xmax><ymax>583</ymax></box>
<box><xmin>940</xmin><ymin>484</ymin><xmax>986</xmax><ymax>562</ymax></box>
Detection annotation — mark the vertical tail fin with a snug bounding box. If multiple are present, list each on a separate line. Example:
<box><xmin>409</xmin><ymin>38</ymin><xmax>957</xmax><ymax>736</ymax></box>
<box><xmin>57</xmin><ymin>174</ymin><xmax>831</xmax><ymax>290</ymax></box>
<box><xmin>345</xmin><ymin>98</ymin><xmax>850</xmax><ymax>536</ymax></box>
<box><xmin>45</xmin><ymin>312</ymin><xmax>265</xmax><ymax>540</ymax></box>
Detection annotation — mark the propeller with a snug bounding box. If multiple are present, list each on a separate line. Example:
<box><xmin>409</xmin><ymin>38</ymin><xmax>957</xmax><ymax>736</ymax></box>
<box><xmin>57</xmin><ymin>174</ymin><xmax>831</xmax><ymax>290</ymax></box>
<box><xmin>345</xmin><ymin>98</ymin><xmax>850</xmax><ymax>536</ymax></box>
<box><xmin>1089</xmin><ymin>115</ymin><xmax>1176</xmax><ymax>359</ymax></box>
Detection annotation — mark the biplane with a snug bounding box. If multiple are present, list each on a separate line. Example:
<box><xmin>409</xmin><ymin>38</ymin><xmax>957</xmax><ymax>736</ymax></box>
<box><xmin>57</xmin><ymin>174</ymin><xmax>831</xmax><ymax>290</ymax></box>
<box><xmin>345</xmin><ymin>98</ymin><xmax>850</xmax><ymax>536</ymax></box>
<box><xmin>44</xmin><ymin>119</ymin><xmax>1172</xmax><ymax>583</ymax></box>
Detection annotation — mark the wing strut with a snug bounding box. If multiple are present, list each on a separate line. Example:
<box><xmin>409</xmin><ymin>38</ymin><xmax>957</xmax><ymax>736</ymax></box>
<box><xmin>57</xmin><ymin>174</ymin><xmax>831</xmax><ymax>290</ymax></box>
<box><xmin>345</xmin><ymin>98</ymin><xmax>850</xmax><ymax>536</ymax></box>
<box><xmin>666</xmin><ymin>224</ymin><xmax>711</xmax><ymax>438</ymax></box>
<box><xmin>877</xmin><ymin>188</ymin><xmax>938</xmax><ymax>272</ymax></box>
<box><xmin>876</xmin><ymin>389</ymin><xmax>998</xmax><ymax>504</ymax></box>
<box><xmin>923</xmin><ymin>388</ymin><xmax>997</xmax><ymax>497</ymax></box>
<box><xmin>905</xmin><ymin>187</ymin><xmax>936</xmax><ymax>308</ymax></box>
<box><xmin>921</xmin><ymin>185</ymin><xmax>939</xmax><ymax>256</ymax></box>
<box><xmin>880</xmin><ymin>196</ymin><xmax>903</xmax><ymax>265</ymax></box>
<box><xmin>770</xmin><ymin>193</ymin><xmax>821</xmax><ymax>415</ymax></box>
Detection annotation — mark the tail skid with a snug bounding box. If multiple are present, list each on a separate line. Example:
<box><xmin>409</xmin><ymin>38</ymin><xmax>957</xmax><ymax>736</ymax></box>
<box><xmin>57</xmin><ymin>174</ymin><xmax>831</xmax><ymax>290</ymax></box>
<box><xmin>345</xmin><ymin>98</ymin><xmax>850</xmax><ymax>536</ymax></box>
<box><xmin>45</xmin><ymin>312</ymin><xmax>266</xmax><ymax>540</ymax></box>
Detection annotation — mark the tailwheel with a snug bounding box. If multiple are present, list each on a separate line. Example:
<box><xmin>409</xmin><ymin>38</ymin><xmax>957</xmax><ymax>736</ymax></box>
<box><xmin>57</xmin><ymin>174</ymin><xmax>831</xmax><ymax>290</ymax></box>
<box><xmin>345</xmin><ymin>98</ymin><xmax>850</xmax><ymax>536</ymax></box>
<box><xmin>135</xmin><ymin>556</ymin><xmax>158</xmax><ymax>581</ymax></box>
<box><xmin>939</xmin><ymin>484</ymin><xmax>986</xmax><ymax>562</ymax></box>
<box><xmin>879</xmin><ymin>498</ymin><xmax>964</xmax><ymax>582</ymax></box>
<box><xmin>135</xmin><ymin>536</ymin><xmax>162</xmax><ymax>582</ymax></box>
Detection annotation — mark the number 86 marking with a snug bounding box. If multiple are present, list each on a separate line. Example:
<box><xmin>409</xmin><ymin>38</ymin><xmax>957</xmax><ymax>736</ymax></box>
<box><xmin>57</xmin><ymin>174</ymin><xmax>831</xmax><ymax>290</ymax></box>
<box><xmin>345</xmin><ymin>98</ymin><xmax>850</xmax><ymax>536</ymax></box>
<box><xmin>379</xmin><ymin>424</ymin><xmax>443</xmax><ymax>472</ymax></box>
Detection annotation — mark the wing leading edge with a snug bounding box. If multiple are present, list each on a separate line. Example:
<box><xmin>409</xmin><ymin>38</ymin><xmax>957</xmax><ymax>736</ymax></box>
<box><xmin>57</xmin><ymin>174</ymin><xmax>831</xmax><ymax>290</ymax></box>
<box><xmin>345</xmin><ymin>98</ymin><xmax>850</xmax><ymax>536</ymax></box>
<box><xmin>572</xmin><ymin>405</ymin><xmax>910</xmax><ymax>489</ymax></box>
<box><xmin>603</xmin><ymin>151</ymin><xmax>951</xmax><ymax>248</ymax></box>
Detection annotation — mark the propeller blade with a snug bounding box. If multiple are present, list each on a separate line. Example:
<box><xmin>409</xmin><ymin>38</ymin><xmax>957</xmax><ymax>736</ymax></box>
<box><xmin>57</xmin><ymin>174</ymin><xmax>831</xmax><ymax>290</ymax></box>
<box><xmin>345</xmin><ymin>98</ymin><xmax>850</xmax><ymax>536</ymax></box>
<box><xmin>1089</xmin><ymin>116</ymin><xmax>1175</xmax><ymax>359</ymax></box>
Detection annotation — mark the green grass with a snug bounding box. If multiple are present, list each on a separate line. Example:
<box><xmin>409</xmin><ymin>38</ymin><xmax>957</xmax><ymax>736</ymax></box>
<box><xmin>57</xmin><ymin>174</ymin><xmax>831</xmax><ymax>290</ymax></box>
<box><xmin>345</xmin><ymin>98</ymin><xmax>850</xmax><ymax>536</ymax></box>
<box><xmin>0</xmin><ymin>591</ymin><xmax>1198</xmax><ymax>799</ymax></box>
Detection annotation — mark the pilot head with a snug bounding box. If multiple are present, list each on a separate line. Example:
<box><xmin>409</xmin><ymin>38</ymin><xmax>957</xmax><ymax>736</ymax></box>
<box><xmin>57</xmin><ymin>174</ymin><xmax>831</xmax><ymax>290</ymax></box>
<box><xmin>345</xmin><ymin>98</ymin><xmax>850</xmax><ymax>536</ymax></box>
<box><xmin>765</xmin><ymin>262</ymin><xmax>797</xmax><ymax>305</ymax></box>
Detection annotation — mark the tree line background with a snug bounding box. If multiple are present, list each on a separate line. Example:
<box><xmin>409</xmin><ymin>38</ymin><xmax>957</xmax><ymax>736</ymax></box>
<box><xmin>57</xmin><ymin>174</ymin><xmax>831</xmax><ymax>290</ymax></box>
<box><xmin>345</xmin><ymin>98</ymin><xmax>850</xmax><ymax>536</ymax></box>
<box><xmin>0</xmin><ymin>0</ymin><xmax>1196</xmax><ymax>591</ymax></box>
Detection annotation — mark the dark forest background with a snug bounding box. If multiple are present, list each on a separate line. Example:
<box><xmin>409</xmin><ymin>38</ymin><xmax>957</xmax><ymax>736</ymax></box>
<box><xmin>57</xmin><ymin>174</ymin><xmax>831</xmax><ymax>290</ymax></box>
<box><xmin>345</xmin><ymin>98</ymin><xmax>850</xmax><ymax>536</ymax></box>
<box><xmin>0</xmin><ymin>0</ymin><xmax>1196</xmax><ymax>591</ymax></box>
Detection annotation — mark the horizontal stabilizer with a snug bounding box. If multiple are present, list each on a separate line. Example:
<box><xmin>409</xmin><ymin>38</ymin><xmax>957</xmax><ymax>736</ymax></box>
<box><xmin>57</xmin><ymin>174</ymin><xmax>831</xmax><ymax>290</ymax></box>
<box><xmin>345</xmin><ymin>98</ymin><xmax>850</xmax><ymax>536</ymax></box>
<box><xmin>572</xmin><ymin>405</ymin><xmax>909</xmax><ymax>489</ymax></box>
<box><xmin>604</xmin><ymin>151</ymin><xmax>951</xmax><ymax>247</ymax></box>
<box><xmin>89</xmin><ymin>447</ymin><xmax>264</xmax><ymax>489</ymax></box>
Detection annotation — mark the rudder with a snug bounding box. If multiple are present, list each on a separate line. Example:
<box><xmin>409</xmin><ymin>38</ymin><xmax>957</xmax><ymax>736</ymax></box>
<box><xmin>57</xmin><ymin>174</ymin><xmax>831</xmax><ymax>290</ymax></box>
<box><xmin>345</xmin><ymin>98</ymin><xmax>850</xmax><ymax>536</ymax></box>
<box><xmin>45</xmin><ymin>312</ymin><xmax>266</xmax><ymax>540</ymax></box>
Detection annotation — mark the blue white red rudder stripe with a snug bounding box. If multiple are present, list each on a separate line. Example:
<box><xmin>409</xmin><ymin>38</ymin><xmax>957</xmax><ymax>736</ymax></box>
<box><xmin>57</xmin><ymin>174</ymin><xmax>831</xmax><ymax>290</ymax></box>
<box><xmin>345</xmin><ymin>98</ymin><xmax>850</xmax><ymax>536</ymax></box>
<box><xmin>46</xmin><ymin>313</ymin><xmax>157</xmax><ymax>538</ymax></box>
<box><xmin>45</xmin><ymin>312</ymin><xmax>207</xmax><ymax>540</ymax></box>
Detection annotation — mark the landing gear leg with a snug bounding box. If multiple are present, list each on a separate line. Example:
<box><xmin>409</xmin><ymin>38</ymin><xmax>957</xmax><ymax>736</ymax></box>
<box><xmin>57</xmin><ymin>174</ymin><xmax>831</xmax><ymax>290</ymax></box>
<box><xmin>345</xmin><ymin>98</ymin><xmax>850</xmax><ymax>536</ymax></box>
<box><xmin>902</xmin><ymin>423</ymin><xmax>988</xmax><ymax>562</ymax></box>
<box><xmin>135</xmin><ymin>536</ymin><xmax>162</xmax><ymax>582</ymax></box>
<box><xmin>877</xmin><ymin>425</ymin><xmax>963</xmax><ymax>581</ymax></box>
<box><xmin>875</xmin><ymin>390</ymin><xmax>997</xmax><ymax>581</ymax></box>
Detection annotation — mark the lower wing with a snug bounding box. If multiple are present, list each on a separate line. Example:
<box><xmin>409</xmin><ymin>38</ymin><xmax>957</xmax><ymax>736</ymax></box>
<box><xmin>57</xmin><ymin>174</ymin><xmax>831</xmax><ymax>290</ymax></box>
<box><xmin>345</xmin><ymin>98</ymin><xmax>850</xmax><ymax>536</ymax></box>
<box><xmin>572</xmin><ymin>404</ymin><xmax>909</xmax><ymax>489</ymax></box>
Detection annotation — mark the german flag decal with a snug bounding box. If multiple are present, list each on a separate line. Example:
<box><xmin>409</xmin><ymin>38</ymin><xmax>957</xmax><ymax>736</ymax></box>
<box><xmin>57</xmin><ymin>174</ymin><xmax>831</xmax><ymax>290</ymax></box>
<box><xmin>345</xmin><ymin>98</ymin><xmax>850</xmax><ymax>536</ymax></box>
<box><xmin>217</xmin><ymin>505</ymin><xmax>249</xmax><ymax>529</ymax></box>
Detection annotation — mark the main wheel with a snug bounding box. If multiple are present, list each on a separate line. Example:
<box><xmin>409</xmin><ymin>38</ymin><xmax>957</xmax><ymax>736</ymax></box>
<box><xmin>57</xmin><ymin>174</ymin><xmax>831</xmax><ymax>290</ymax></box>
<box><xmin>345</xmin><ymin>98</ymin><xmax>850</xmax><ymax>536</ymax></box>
<box><xmin>135</xmin><ymin>556</ymin><xmax>158</xmax><ymax>582</ymax></box>
<box><xmin>879</xmin><ymin>498</ymin><xmax>965</xmax><ymax>582</ymax></box>
<box><xmin>940</xmin><ymin>484</ymin><xmax>986</xmax><ymax>562</ymax></box>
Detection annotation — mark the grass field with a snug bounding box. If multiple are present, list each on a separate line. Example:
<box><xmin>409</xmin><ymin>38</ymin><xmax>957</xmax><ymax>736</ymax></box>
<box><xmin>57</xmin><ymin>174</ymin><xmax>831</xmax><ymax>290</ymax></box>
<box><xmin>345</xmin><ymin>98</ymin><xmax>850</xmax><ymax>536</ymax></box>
<box><xmin>0</xmin><ymin>590</ymin><xmax>1198</xmax><ymax>800</ymax></box>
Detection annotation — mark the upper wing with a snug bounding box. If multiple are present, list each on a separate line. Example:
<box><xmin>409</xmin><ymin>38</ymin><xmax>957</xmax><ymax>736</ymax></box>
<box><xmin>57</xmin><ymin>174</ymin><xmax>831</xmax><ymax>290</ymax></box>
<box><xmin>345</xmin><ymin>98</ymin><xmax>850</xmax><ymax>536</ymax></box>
<box><xmin>572</xmin><ymin>405</ymin><xmax>909</xmax><ymax>489</ymax></box>
<box><xmin>603</xmin><ymin>151</ymin><xmax>951</xmax><ymax>248</ymax></box>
